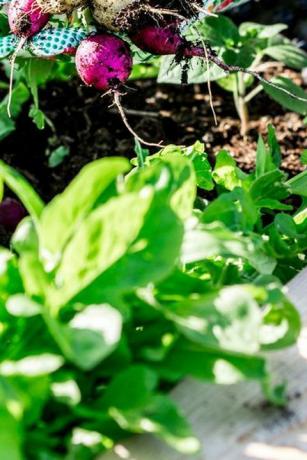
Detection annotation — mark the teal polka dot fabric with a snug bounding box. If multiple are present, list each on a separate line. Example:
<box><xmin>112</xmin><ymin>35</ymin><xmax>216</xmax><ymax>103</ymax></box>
<box><xmin>30</xmin><ymin>27</ymin><xmax>89</xmax><ymax>57</ymax></box>
<box><xmin>0</xmin><ymin>35</ymin><xmax>17</xmax><ymax>58</ymax></box>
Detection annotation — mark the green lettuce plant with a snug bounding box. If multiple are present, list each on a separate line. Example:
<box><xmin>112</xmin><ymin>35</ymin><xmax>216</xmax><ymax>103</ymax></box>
<box><xmin>0</xmin><ymin>128</ymin><xmax>306</xmax><ymax>458</ymax></box>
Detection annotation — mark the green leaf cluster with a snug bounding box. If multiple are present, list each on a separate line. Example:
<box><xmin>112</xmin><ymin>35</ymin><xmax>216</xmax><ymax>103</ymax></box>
<box><xmin>0</xmin><ymin>129</ymin><xmax>306</xmax><ymax>458</ymax></box>
<box><xmin>158</xmin><ymin>16</ymin><xmax>307</xmax><ymax>116</ymax></box>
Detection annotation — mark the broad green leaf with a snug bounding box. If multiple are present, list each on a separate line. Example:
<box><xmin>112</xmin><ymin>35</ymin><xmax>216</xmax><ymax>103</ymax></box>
<box><xmin>81</xmin><ymin>202</ymin><xmax>182</xmax><ymax>303</ymax></box>
<box><xmin>287</xmin><ymin>170</ymin><xmax>307</xmax><ymax>197</ymax></box>
<box><xmin>0</xmin><ymin>111</ymin><xmax>14</xmax><ymax>140</ymax></box>
<box><xmin>300</xmin><ymin>150</ymin><xmax>307</xmax><ymax>166</ymax></box>
<box><xmin>4</xmin><ymin>375</ymin><xmax>51</xmax><ymax>427</ymax></box>
<box><xmin>158</xmin><ymin>339</ymin><xmax>267</xmax><ymax>384</ymax></box>
<box><xmin>262</xmin><ymin>76</ymin><xmax>307</xmax><ymax>115</ymax></box>
<box><xmin>256</xmin><ymin>135</ymin><xmax>276</xmax><ymax>178</ymax></box>
<box><xmin>239</xmin><ymin>22</ymin><xmax>288</xmax><ymax>39</ymax></box>
<box><xmin>194</xmin><ymin>15</ymin><xmax>240</xmax><ymax>47</ymax></box>
<box><xmin>181</xmin><ymin>222</ymin><xmax>275</xmax><ymax>274</ymax></box>
<box><xmin>222</xmin><ymin>45</ymin><xmax>256</xmax><ymax>68</ymax></box>
<box><xmin>294</xmin><ymin>202</ymin><xmax>307</xmax><ymax>225</ymax></box>
<box><xmin>157</xmin><ymin>286</ymin><xmax>262</xmax><ymax>353</ymax></box>
<box><xmin>0</xmin><ymin>161</ymin><xmax>44</xmax><ymax>226</ymax></box>
<box><xmin>260</xmin><ymin>295</ymin><xmax>301</xmax><ymax>350</ymax></box>
<box><xmin>186</xmin><ymin>142</ymin><xmax>214</xmax><ymax>191</ymax></box>
<box><xmin>158</xmin><ymin>55</ymin><xmax>226</xmax><ymax>84</ymax></box>
<box><xmin>156</xmin><ymin>268</ymin><xmax>210</xmax><ymax>299</ymax></box>
<box><xmin>59</xmin><ymin>193</ymin><xmax>183</xmax><ymax>306</ymax></box>
<box><xmin>0</xmin><ymin>406</ymin><xmax>22</xmax><ymax>460</ymax></box>
<box><xmin>264</xmin><ymin>44</ymin><xmax>307</xmax><ymax>70</ymax></box>
<box><xmin>24</xmin><ymin>59</ymin><xmax>55</xmax><ymax>104</ymax></box>
<box><xmin>163</xmin><ymin>155</ymin><xmax>196</xmax><ymax>219</ymax></box>
<box><xmin>11</xmin><ymin>217</ymin><xmax>39</xmax><ymax>255</ymax></box>
<box><xmin>39</xmin><ymin>157</ymin><xmax>130</xmax><ymax>268</ymax></box>
<box><xmin>127</xmin><ymin>153</ymin><xmax>196</xmax><ymax>219</ymax></box>
<box><xmin>110</xmin><ymin>394</ymin><xmax>200</xmax><ymax>454</ymax></box>
<box><xmin>102</xmin><ymin>366</ymin><xmax>199</xmax><ymax>453</ymax></box>
<box><xmin>253</xmin><ymin>276</ymin><xmax>301</xmax><ymax>349</ymax></box>
<box><xmin>202</xmin><ymin>187</ymin><xmax>258</xmax><ymax>232</ymax></box>
<box><xmin>275</xmin><ymin>214</ymin><xmax>298</xmax><ymax>238</ymax></box>
<box><xmin>217</xmin><ymin>73</ymin><xmax>253</xmax><ymax>92</ymax></box>
<box><xmin>63</xmin><ymin>304</ymin><xmax>122</xmax><ymax>370</ymax></box>
<box><xmin>102</xmin><ymin>366</ymin><xmax>157</xmax><ymax>410</ymax></box>
<box><xmin>131</xmin><ymin>61</ymin><xmax>160</xmax><ymax>80</ymax></box>
<box><xmin>18</xmin><ymin>253</ymin><xmax>49</xmax><ymax>301</ymax></box>
<box><xmin>55</xmin><ymin>191</ymin><xmax>154</xmax><ymax>303</ymax></box>
<box><xmin>213</xmin><ymin>150</ymin><xmax>244</xmax><ymax>190</ymax></box>
<box><xmin>250</xmin><ymin>170</ymin><xmax>289</xmax><ymax>204</ymax></box>
<box><xmin>267</xmin><ymin>124</ymin><xmax>281</xmax><ymax>168</ymax></box>
<box><xmin>255</xmin><ymin>199</ymin><xmax>292</xmax><ymax>211</ymax></box>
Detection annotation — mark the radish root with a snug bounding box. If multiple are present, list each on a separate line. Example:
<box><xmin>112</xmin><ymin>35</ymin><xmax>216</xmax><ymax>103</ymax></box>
<box><xmin>113</xmin><ymin>92</ymin><xmax>164</xmax><ymax>148</ymax></box>
<box><xmin>7</xmin><ymin>36</ymin><xmax>27</xmax><ymax>118</ymax></box>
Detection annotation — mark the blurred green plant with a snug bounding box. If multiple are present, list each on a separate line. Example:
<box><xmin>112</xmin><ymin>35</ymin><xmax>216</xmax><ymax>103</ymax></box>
<box><xmin>0</xmin><ymin>127</ymin><xmax>306</xmax><ymax>458</ymax></box>
<box><xmin>0</xmin><ymin>56</ymin><xmax>75</xmax><ymax>139</ymax></box>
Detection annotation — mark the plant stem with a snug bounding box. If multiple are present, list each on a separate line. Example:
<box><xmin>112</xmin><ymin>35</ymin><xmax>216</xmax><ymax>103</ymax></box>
<box><xmin>234</xmin><ymin>73</ymin><xmax>249</xmax><ymax>137</ymax></box>
<box><xmin>245</xmin><ymin>84</ymin><xmax>263</xmax><ymax>104</ymax></box>
<box><xmin>42</xmin><ymin>307</ymin><xmax>73</xmax><ymax>360</ymax></box>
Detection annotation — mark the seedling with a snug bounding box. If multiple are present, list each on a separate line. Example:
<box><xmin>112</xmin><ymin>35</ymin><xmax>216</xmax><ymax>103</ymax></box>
<box><xmin>159</xmin><ymin>17</ymin><xmax>307</xmax><ymax>135</ymax></box>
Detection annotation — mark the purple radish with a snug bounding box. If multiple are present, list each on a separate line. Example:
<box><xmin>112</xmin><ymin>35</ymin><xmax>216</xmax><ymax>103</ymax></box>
<box><xmin>130</xmin><ymin>23</ymin><xmax>307</xmax><ymax>105</ymax></box>
<box><xmin>76</xmin><ymin>33</ymin><xmax>162</xmax><ymax>147</ymax></box>
<box><xmin>130</xmin><ymin>23</ymin><xmax>193</xmax><ymax>56</ymax></box>
<box><xmin>7</xmin><ymin>0</ymin><xmax>50</xmax><ymax>117</ymax></box>
<box><xmin>8</xmin><ymin>0</ymin><xmax>50</xmax><ymax>38</ymax></box>
<box><xmin>76</xmin><ymin>34</ymin><xmax>132</xmax><ymax>92</ymax></box>
<box><xmin>0</xmin><ymin>198</ymin><xmax>26</xmax><ymax>231</ymax></box>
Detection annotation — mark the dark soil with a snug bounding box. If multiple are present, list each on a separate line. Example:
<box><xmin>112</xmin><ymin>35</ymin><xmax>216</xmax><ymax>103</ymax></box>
<box><xmin>1</xmin><ymin>68</ymin><xmax>306</xmax><ymax>203</ymax></box>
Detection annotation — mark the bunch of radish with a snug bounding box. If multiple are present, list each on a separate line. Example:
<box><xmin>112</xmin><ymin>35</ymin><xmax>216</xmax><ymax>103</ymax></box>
<box><xmin>74</xmin><ymin>0</ymin><xmax>254</xmax><ymax>145</ymax></box>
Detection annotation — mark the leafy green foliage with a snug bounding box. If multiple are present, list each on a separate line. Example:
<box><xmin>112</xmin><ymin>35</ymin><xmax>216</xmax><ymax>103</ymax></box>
<box><xmin>158</xmin><ymin>16</ymin><xmax>307</xmax><ymax>134</ymax></box>
<box><xmin>0</xmin><ymin>130</ymin><xmax>306</xmax><ymax>458</ymax></box>
<box><xmin>48</xmin><ymin>146</ymin><xmax>70</xmax><ymax>168</ymax></box>
<box><xmin>0</xmin><ymin>82</ymin><xmax>30</xmax><ymax>141</ymax></box>
<box><xmin>0</xmin><ymin>57</ymin><xmax>75</xmax><ymax>137</ymax></box>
